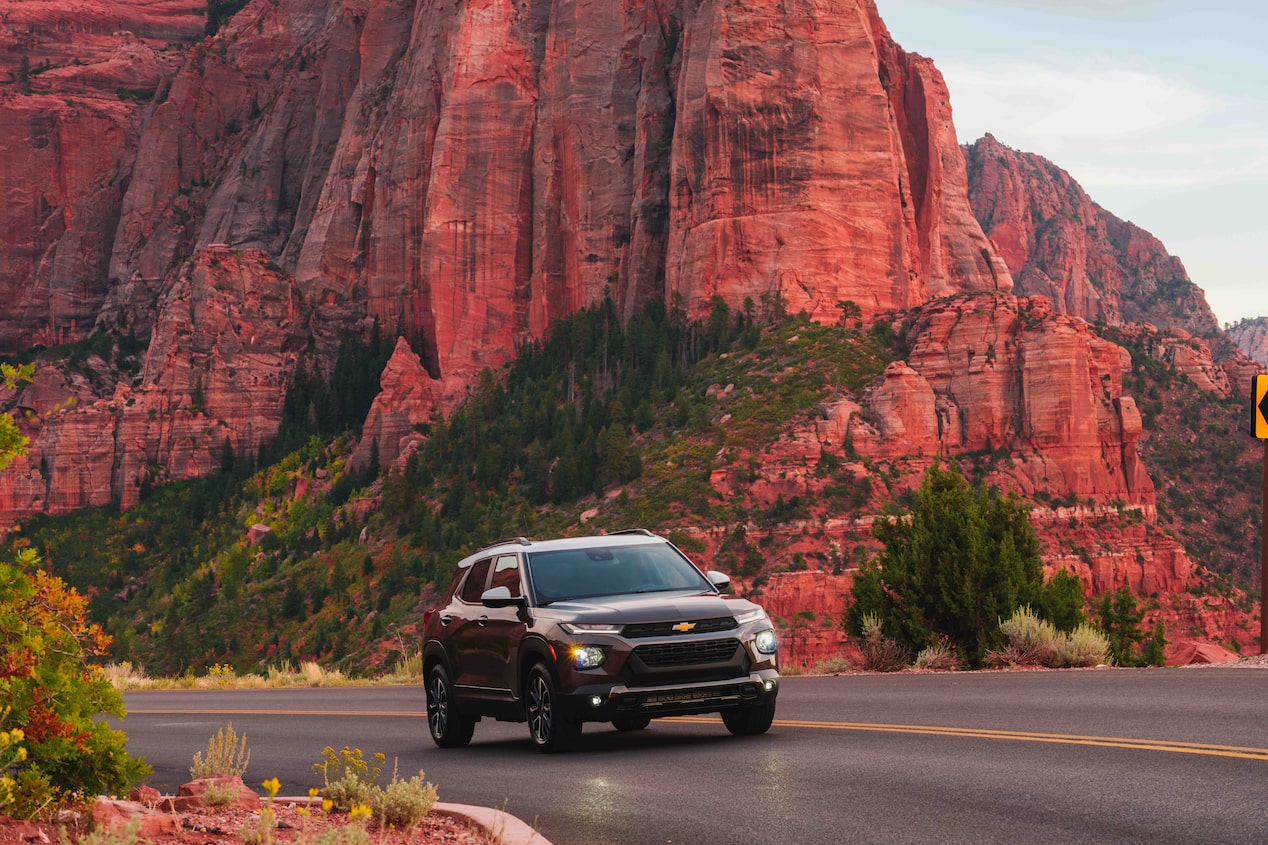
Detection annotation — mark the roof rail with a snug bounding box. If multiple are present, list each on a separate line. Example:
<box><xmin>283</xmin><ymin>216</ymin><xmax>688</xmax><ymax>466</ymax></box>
<box><xmin>464</xmin><ymin>536</ymin><xmax>532</xmax><ymax>559</ymax></box>
<box><xmin>487</xmin><ymin>536</ymin><xmax>532</xmax><ymax>548</ymax></box>
<box><xmin>607</xmin><ymin>528</ymin><xmax>655</xmax><ymax>537</ymax></box>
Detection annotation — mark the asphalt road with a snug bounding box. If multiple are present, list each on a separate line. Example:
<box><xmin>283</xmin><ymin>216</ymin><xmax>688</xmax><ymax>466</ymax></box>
<box><xmin>119</xmin><ymin>669</ymin><xmax>1268</xmax><ymax>844</ymax></box>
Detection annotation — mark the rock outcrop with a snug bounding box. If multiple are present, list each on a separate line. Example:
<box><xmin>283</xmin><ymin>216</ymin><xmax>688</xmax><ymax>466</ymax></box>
<box><xmin>842</xmin><ymin>294</ymin><xmax>1153</xmax><ymax>504</ymax></box>
<box><xmin>965</xmin><ymin>134</ymin><xmax>1219</xmax><ymax>336</ymax></box>
<box><xmin>0</xmin><ymin>248</ymin><xmax>305</xmax><ymax>522</ymax></box>
<box><xmin>1228</xmin><ymin>317</ymin><xmax>1268</xmax><ymax>367</ymax></box>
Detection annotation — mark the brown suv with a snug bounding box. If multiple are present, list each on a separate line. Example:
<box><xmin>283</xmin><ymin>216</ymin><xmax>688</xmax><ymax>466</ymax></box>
<box><xmin>422</xmin><ymin>530</ymin><xmax>779</xmax><ymax>752</ymax></box>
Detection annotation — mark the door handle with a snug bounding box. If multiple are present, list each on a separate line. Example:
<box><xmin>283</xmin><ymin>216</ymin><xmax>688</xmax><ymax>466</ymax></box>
<box><xmin>439</xmin><ymin>615</ymin><xmax>452</xmax><ymax>626</ymax></box>
<box><xmin>478</xmin><ymin>615</ymin><xmax>489</xmax><ymax>626</ymax></box>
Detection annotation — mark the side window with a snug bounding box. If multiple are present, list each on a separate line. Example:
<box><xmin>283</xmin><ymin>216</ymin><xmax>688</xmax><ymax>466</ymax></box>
<box><xmin>489</xmin><ymin>554</ymin><xmax>523</xmax><ymax>597</ymax></box>
<box><xmin>459</xmin><ymin>558</ymin><xmax>493</xmax><ymax>603</ymax></box>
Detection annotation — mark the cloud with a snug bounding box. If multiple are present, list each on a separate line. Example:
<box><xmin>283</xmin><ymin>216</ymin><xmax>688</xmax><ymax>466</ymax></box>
<box><xmin>939</xmin><ymin>60</ymin><xmax>1220</xmax><ymax>144</ymax></box>
<box><xmin>938</xmin><ymin>58</ymin><xmax>1268</xmax><ymax>192</ymax></box>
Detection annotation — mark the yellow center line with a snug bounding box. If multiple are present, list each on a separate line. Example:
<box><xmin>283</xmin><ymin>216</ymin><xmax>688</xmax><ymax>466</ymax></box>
<box><xmin>667</xmin><ymin>717</ymin><xmax>1268</xmax><ymax>761</ymax></box>
<box><xmin>127</xmin><ymin>710</ymin><xmax>1268</xmax><ymax>762</ymax></box>
<box><xmin>127</xmin><ymin>709</ymin><xmax>425</xmax><ymax>718</ymax></box>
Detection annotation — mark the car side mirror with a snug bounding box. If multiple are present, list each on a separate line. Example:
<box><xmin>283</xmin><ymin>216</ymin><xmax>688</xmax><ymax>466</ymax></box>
<box><xmin>481</xmin><ymin>586</ymin><xmax>527</xmax><ymax>608</ymax></box>
<box><xmin>706</xmin><ymin>571</ymin><xmax>730</xmax><ymax>589</ymax></box>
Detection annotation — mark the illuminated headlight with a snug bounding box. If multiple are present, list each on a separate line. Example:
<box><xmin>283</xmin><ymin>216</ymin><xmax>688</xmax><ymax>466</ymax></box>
<box><xmin>753</xmin><ymin>629</ymin><xmax>778</xmax><ymax>656</ymax></box>
<box><xmin>560</xmin><ymin>622</ymin><xmax>622</xmax><ymax>634</ymax></box>
<box><xmin>734</xmin><ymin>608</ymin><xmax>768</xmax><ymax>625</ymax></box>
<box><xmin>571</xmin><ymin>645</ymin><xmax>607</xmax><ymax>670</ymax></box>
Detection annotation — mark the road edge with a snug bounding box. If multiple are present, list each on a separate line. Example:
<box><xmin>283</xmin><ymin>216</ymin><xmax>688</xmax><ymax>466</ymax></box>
<box><xmin>432</xmin><ymin>802</ymin><xmax>552</xmax><ymax>844</ymax></box>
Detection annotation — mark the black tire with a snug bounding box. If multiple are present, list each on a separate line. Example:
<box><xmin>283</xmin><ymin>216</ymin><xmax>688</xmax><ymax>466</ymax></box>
<box><xmin>721</xmin><ymin>699</ymin><xmax>776</xmax><ymax>736</ymax></box>
<box><xmin>612</xmin><ymin>716</ymin><xmax>651</xmax><ymax>732</ymax></box>
<box><xmin>426</xmin><ymin>664</ymin><xmax>475</xmax><ymax>748</ymax></box>
<box><xmin>526</xmin><ymin>663</ymin><xmax>581</xmax><ymax>752</ymax></box>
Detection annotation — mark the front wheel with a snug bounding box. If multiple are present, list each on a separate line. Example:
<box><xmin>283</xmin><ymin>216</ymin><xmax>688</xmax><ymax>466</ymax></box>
<box><xmin>526</xmin><ymin>663</ymin><xmax>581</xmax><ymax>753</ymax></box>
<box><xmin>426</xmin><ymin>664</ymin><xmax>475</xmax><ymax>748</ymax></box>
<box><xmin>721</xmin><ymin>699</ymin><xmax>776</xmax><ymax>736</ymax></box>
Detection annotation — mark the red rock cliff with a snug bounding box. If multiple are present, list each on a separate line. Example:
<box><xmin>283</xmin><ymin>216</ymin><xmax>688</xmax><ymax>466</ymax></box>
<box><xmin>964</xmin><ymin>134</ymin><xmax>1218</xmax><ymax>336</ymax></box>
<box><xmin>0</xmin><ymin>0</ymin><xmax>204</xmax><ymax>351</ymax></box>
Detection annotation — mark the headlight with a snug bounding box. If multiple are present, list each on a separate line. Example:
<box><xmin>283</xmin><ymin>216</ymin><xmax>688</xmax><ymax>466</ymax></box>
<box><xmin>571</xmin><ymin>645</ymin><xmax>607</xmax><ymax>669</ymax></box>
<box><xmin>753</xmin><ymin>629</ymin><xmax>777</xmax><ymax>656</ymax></box>
<box><xmin>560</xmin><ymin>622</ymin><xmax>622</xmax><ymax>634</ymax></box>
<box><xmin>734</xmin><ymin>608</ymin><xmax>769</xmax><ymax>625</ymax></box>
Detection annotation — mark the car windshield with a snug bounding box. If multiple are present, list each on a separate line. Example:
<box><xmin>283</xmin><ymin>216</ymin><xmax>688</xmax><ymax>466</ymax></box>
<box><xmin>527</xmin><ymin>542</ymin><xmax>712</xmax><ymax>604</ymax></box>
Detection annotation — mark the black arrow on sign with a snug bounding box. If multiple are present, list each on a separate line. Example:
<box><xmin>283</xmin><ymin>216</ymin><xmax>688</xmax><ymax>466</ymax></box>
<box><xmin>1260</xmin><ymin>388</ymin><xmax>1268</xmax><ymax>427</ymax></box>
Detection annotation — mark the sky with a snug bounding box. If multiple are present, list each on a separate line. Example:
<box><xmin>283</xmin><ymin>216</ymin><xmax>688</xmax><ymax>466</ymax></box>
<box><xmin>876</xmin><ymin>0</ymin><xmax>1268</xmax><ymax>326</ymax></box>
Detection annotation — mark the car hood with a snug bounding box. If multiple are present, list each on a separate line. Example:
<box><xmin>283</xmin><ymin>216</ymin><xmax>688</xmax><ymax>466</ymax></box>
<box><xmin>535</xmin><ymin>591</ymin><xmax>761</xmax><ymax>624</ymax></box>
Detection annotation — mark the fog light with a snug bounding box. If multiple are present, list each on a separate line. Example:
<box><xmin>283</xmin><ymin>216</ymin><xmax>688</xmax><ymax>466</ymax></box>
<box><xmin>571</xmin><ymin>645</ymin><xmax>607</xmax><ymax>669</ymax></box>
<box><xmin>754</xmin><ymin>628</ymin><xmax>777</xmax><ymax>655</ymax></box>
<box><xmin>590</xmin><ymin>695</ymin><xmax>604</xmax><ymax>707</ymax></box>
<box><xmin>764</xmin><ymin>680</ymin><xmax>775</xmax><ymax>692</ymax></box>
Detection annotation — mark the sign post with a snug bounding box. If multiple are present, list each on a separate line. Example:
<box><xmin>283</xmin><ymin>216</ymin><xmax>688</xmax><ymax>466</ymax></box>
<box><xmin>1255</xmin><ymin>375</ymin><xmax>1268</xmax><ymax>654</ymax></box>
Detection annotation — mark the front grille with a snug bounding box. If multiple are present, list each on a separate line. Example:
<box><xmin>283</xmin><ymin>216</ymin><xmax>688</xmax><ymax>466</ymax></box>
<box><xmin>633</xmin><ymin>638</ymin><xmax>740</xmax><ymax>667</ymax></box>
<box><xmin>623</xmin><ymin>616</ymin><xmax>739</xmax><ymax>639</ymax></box>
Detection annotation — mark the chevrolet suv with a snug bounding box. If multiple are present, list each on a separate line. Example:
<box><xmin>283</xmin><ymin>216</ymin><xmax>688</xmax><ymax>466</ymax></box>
<box><xmin>422</xmin><ymin>530</ymin><xmax>779</xmax><ymax>752</ymax></box>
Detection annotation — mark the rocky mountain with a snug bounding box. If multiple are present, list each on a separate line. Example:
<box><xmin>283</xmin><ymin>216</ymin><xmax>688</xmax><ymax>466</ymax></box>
<box><xmin>1228</xmin><ymin>318</ymin><xmax>1268</xmax><ymax>367</ymax></box>
<box><xmin>0</xmin><ymin>0</ymin><xmax>1260</xmax><ymax>663</ymax></box>
<box><xmin>964</xmin><ymin>134</ymin><xmax>1219</xmax><ymax>337</ymax></box>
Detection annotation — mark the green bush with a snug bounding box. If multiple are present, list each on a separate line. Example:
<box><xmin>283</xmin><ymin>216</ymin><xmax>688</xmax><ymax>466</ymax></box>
<box><xmin>844</xmin><ymin>463</ymin><xmax>1062</xmax><ymax>667</ymax></box>
<box><xmin>0</xmin><ymin>550</ymin><xmax>150</xmax><ymax>815</ymax></box>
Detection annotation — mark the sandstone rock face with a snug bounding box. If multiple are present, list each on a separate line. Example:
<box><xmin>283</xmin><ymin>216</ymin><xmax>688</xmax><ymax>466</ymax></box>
<box><xmin>965</xmin><ymin>134</ymin><xmax>1218</xmax><ymax>336</ymax></box>
<box><xmin>351</xmin><ymin>336</ymin><xmax>467</xmax><ymax>471</ymax></box>
<box><xmin>666</xmin><ymin>1</ymin><xmax>1011</xmax><ymax>323</ymax></box>
<box><xmin>857</xmin><ymin>294</ymin><xmax>1154</xmax><ymax>504</ymax></box>
<box><xmin>0</xmin><ymin>1</ymin><xmax>204</xmax><ymax>353</ymax></box>
<box><xmin>0</xmin><ymin>248</ymin><xmax>306</xmax><ymax>521</ymax></box>
<box><xmin>104</xmin><ymin>0</ymin><xmax>1011</xmax><ymax>387</ymax></box>
<box><xmin>1227</xmin><ymin>317</ymin><xmax>1268</xmax><ymax>367</ymax></box>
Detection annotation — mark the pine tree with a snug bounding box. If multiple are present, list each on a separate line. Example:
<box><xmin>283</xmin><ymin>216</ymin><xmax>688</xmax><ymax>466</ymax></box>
<box><xmin>845</xmin><ymin>462</ymin><xmax>1052</xmax><ymax>667</ymax></box>
<box><xmin>1096</xmin><ymin>585</ymin><xmax>1148</xmax><ymax>666</ymax></box>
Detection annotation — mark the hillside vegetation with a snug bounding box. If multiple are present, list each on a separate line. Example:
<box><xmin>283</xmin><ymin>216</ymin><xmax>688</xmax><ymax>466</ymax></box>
<box><xmin>6</xmin><ymin>301</ymin><xmax>1257</xmax><ymax>675</ymax></box>
<box><xmin>8</xmin><ymin>297</ymin><xmax>897</xmax><ymax>674</ymax></box>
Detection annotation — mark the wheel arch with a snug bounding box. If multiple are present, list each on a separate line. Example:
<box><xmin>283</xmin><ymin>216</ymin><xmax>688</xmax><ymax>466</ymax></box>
<box><xmin>517</xmin><ymin>636</ymin><xmax>558</xmax><ymax>698</ymax></box>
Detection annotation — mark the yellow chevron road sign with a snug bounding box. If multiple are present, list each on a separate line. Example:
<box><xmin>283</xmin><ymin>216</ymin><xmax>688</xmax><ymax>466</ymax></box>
<box><xmin>1256</xmin><ymin>375</ymin><xmax>1268</xmax><ymax>439</ymax></box>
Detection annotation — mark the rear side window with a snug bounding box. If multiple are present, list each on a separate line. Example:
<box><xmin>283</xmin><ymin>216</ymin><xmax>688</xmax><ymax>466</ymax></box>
<box><xmin>459</xmin><ymin>558</ymin><xmax>493</xmax><ymax>603</ymax></box>
<box><xmin>489</xmin><ymin>554</ymin><xmax>523</xmax><ymax>597</ymax></box>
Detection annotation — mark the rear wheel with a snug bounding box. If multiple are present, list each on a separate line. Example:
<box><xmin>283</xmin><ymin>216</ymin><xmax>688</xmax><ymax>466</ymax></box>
<box><xmin>526</xmin><ymin>663</ymin><xmax>581</xmax><ymax>752</ymax></box>
<box><xmin>612</xmin><ymin>716</ymin><xmax>651</xmax><ymax>732</ymax></box>
<box><xmin>721</xmin><ymin>699</ymin><xmax>776</xmax><ymax>736</ymax></box>
<box><xmin>426</xmin><ymin>665</ymin><xmax>475</xmax><ymax>748</ymax></box>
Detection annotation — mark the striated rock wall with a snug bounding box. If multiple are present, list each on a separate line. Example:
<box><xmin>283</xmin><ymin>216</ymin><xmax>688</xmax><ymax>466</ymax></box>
<box><xmin>0</xmin><ymin>0</ymin><xmax>204</xmax><ymax>352</ymax></box>
<box><xmin>104</xmin><ymin>0</ymin><xmax>1011</xmax><ymax>383</ymax></box>
<box><xmin>0</xmin><ymin>248</ymin><xmax>306</xmax><ymax>522</ymax></box>
<box><xmin>665</xmin><ymin>1</ymin><xmax>1010</xmax><ymax>323</ymax></box>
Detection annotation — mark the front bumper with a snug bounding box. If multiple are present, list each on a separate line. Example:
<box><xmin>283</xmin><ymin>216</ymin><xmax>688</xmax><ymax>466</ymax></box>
<box><xmin>558</xmin><ymin>670</ymin><xmax>779</xmax><ymax>722</ymax></box>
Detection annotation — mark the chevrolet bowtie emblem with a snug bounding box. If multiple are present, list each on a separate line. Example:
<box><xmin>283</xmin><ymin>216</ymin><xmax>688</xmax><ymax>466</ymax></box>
<box><xmin>672</xmin><ymin>622</ymin><xmax>696</xmax><ymax>633</ymax></box>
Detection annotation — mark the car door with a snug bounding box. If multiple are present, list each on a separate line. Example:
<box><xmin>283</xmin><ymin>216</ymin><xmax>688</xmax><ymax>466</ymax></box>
<box><xmin>448</xmin><ymin>557</ymin><xmax>492</xmax><ymax>689</ymax></box>
<box><xmin>480</xmin><ymin>553</ymin><xmax>529</xmax><ymax>695</ymax></box>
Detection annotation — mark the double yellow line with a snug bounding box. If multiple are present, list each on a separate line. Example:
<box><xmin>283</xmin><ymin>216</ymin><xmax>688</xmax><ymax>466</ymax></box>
<box><xmin>671</xmin><ymin>717</ymin><xmax>1268</xmax><ymax>761</ymax></box>
<box><xmin>127</xmin><ymin>709</ymin><xmax>1268</xmax><ymax>762</ymax></box>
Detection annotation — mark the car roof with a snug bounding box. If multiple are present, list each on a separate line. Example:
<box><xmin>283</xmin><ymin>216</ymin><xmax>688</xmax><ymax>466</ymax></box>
<box><xmin>455</xmin><ymin>531</ymin><xmax>668</xmax><ymax>569</ymax></box>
